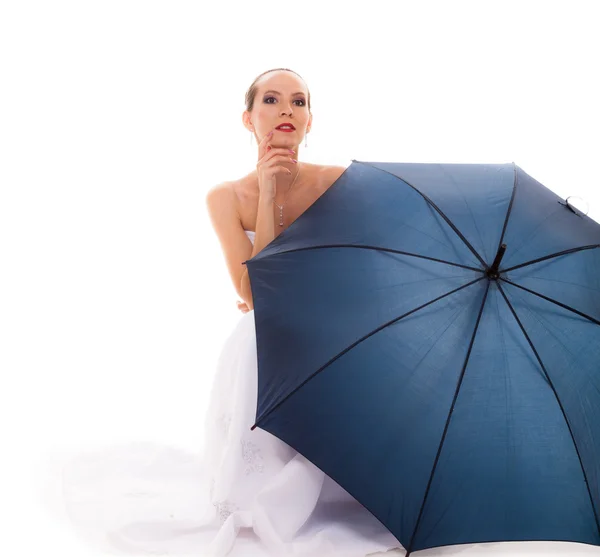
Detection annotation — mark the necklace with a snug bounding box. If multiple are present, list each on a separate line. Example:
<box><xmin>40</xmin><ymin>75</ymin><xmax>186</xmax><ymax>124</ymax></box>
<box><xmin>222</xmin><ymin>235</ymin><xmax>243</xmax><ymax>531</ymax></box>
<box><xmin>273</xmin><ymin>164</ymin><xmax>300</xmax><ymax>227</ymax></box>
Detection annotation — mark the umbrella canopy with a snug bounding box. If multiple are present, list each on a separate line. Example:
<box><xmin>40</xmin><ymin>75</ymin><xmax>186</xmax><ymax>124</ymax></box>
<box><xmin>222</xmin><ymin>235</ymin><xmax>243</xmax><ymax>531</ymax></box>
<box><xmin>244</xmin><ymin>160</ymin><xmax>600</xmax><ymax>555</ymax></box>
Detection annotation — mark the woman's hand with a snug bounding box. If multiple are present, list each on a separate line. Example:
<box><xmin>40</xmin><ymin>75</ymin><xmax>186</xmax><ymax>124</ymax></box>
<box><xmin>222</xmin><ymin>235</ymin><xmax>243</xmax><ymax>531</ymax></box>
<box><xmin>256</xmin><ymin>129</ymin><xmax>297</xmax><ymax>198</ymax></box>
<box><xmin>236</xmin><ymin>300</ymin><xmax>250</xmax><ymax>314</ymax></box>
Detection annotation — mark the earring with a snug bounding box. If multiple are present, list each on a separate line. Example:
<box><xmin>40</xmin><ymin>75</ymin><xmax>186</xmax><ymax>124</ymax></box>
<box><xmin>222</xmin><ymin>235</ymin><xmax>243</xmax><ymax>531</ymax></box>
<box><xmin>250</xmin><ymin>128</ymin><xmax>254</xmax><ymax>145</ymax></box>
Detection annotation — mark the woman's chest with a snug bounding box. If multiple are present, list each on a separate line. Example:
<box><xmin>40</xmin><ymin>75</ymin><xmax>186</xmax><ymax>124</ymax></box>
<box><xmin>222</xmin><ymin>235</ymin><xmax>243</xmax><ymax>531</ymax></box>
<box><xmin>237</xmin><ymin>166</ymin><xmax>332</xmax><ymax>233</ymax></box>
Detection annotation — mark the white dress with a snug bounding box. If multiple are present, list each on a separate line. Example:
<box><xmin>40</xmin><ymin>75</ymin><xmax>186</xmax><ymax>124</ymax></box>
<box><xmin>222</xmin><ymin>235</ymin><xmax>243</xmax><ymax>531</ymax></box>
<box><xmin>60</xmin><ymin>229</ymin><xmax>402</xmax><ymax>557</ymax></box>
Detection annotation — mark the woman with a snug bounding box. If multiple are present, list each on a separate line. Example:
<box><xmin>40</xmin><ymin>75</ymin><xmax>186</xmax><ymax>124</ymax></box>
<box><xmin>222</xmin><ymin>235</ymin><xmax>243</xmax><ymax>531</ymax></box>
<box><xmin>206</xmin><ymin>68</ymin><xmax>346</xmax><ymax>314</ymax></box>
<box><xmin>200</xmin><ymin>68</ymin><xmax>402</xmax><ymax>556</ymax></box>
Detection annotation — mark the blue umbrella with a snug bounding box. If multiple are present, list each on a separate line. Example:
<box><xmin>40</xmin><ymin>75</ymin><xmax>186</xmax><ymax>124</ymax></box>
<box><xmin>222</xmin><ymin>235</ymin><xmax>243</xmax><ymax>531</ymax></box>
<box><xmin>244</xmin><ymin>161</ymin><xmax>600</xmax><ymax>555</ymax></box>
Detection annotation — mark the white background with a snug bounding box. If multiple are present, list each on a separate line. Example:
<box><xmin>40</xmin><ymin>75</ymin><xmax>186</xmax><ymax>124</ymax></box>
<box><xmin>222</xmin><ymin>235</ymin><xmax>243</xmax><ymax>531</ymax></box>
<box><xmin>1</xmin><ymin>0</ymin><xmax>599</xmax><ymax>554</ymax></box>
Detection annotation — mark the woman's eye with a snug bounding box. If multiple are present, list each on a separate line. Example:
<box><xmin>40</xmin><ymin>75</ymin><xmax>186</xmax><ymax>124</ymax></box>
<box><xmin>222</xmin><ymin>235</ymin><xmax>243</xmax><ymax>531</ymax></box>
<box><xmin>264</xmin><ymin>96</ymin><xmax>305</xmax><ymax>106</ymax></box>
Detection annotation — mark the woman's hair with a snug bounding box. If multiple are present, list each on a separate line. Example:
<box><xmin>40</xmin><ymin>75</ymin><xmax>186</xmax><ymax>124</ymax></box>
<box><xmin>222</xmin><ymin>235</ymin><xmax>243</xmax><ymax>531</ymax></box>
<box><xmin>245</xmin><ymin>68</ymin><xmax>311</xmax><ymax>113</ymax></box>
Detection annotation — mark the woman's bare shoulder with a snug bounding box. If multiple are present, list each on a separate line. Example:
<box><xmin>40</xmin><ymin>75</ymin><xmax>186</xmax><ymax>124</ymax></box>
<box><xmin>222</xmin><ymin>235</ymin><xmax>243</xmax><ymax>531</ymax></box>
<box><xmin>327</xmin><ymin>164</ymin><xmax>350</xmax><ymax>176</ymax></box>
<box><xmin>208</xmin><ymin>175</ymin><xmax>248</xmax><ymax>193</ymax></box>
<box><xmin>205</xmin><ymin>176</ymin><xmax>251</xmax><ymax>208</ymax></box>
<box><xmin>320</xmin><ymin>164</ymin><xmax>350</xmax><ymax>189</ymax></box>
<box><xmin>205</xmin><ymin>180</ymin><xmax>236</xmax><ymax>213</ymax></box>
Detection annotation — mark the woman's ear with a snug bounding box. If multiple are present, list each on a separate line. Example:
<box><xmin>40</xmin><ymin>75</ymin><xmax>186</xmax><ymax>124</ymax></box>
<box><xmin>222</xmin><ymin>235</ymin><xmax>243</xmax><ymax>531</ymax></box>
<box><xmin>242</xmin><ymin>111</ymin><xmax>252</xmax><ymax>131</ymax></box>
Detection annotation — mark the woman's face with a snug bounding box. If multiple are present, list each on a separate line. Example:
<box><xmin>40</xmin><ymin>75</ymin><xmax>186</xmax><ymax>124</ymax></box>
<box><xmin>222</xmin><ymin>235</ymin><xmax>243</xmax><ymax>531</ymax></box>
<box><xmin>247</xmin><ymin>71</ymin><xmax>311</xmax><ymax>148</ymax></box>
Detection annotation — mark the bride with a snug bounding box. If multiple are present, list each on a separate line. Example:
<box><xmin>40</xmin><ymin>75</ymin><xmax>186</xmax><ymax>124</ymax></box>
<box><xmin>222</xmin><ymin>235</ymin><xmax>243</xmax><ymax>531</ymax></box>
<box><xmin>199</xmin><ymin>67</ymin><xmax>402</xmax><ymax>556</ymax></box>
<box><xmin>61</xmin><ymin>67</ymin><xmax>403</xmax><ymax>557</ymax></box>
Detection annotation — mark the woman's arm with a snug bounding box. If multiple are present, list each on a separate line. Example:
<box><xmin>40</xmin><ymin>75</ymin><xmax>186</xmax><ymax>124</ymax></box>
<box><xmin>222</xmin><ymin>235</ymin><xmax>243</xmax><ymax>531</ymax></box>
<box><xmin>239</xmin><ymin>190</ymin><xmax>276</xmax><ymax>310</ymax></box>
<box><xmin>205</xmin><ymin>183</ymin><xmax>253</xmax><ymax>306</ymax></box>
<box><xmin>205</xmin><ymin>182</ymin><xmax>276</xmax><ymax>311</ymax></box>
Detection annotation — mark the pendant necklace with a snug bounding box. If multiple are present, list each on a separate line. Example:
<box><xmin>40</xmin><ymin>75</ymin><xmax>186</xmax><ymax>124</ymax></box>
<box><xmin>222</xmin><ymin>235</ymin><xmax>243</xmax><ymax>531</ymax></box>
<box><xmin>273</xmin><ymin>164</ymin><xmax>300</xmax><ymax>227</ymax></box>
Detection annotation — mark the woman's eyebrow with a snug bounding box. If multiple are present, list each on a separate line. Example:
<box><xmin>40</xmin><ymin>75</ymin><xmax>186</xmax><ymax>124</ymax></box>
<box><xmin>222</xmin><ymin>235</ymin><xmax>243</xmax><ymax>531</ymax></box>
<box><xmin>263</xmin><ymin>90</ymin><xmax>305</xmax><ymax>96</ymax></box>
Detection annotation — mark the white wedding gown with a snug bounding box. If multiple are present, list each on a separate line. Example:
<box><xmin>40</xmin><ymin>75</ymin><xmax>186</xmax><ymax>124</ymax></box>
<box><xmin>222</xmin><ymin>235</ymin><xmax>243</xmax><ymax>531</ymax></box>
<box><xmin>59</xmin><ymin>229</ymin><xmax>402</xmax><ymax>557</ymax></box>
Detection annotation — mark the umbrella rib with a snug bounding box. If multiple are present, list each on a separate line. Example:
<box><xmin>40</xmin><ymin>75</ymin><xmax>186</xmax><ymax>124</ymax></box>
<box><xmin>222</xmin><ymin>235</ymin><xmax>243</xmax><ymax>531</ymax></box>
<box><xmin>492</xmin><ymin>162</ymin><xmax>519</xmax><ymax>271</ymax></box>
<box><xmin>499</xmin><ymin>277</ymin><xmax>600</xmax><ymax>326</ymax></box>
<box><xmin>253</xmin><ymin>243</ymin><xmax>483</xmax><ymax>273</ymax></box>
<box><xmin>501</xmin><ymin>244</ymin><xmax>600</xmax><ymax>273</ymax></box>
<box><xmin>404</xmin><ymin>281</ymin><xmax>492</xmax><ymax>557</ymax></box>
<box><xmin>355</xmin><ymin>160</ymin><xmax>488</xmax><ymax>269</ymax></box>
<box><xmin>251</xmin><ymin>276</ymin><xmax>487</xmax><ymax>432</ymax></box>
<box><xmin>495</xmin><ymin>280</ymin><xmax>600</xmax><ymax>540</ymax></box>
